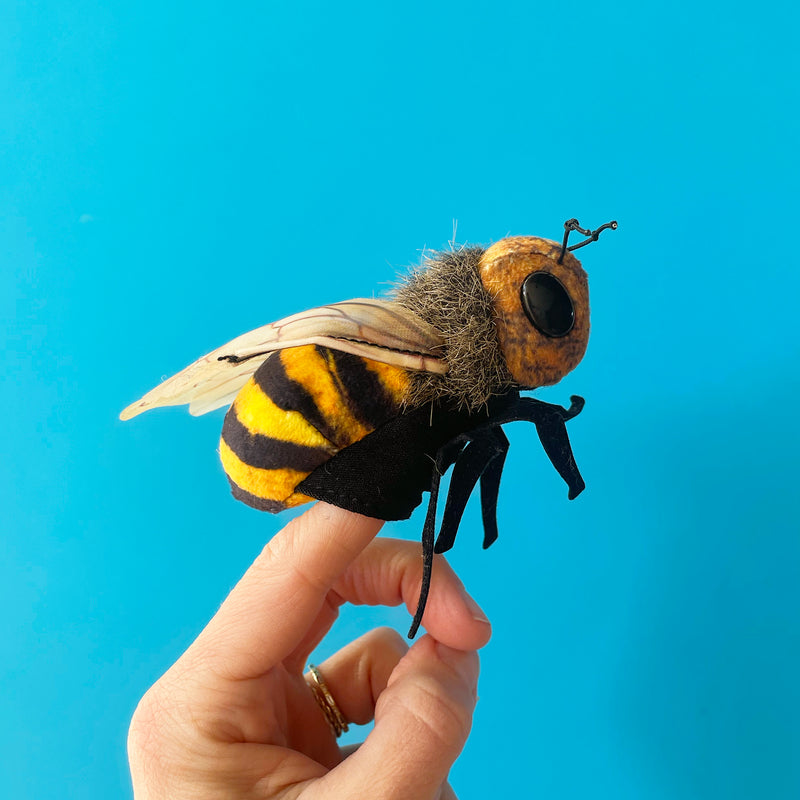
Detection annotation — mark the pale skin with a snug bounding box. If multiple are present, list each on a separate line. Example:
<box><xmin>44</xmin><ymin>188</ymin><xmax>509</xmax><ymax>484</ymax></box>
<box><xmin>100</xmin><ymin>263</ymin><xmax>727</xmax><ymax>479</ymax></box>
<box><xmin>128</xmin><ymin>502</ymin><xmax>492</xmax><ymax>799</ymax></box>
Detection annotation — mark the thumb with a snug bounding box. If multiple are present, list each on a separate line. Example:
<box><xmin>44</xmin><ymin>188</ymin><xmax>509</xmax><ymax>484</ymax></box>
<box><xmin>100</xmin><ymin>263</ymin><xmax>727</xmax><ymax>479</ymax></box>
<box><xmin>313</xmin><ymin>636</ymin><xmax>479</xmax><ymax>800</ymax></box>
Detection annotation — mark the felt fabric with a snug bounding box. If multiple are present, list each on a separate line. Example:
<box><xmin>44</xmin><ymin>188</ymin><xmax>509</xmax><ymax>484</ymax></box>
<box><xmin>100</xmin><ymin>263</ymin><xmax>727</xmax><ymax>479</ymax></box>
<box><xmin>297</xmin><ymin>399</ymin><xmax>487</xmax><ymax>520</ymax></box>
<box><xmin>220</xmin><ymin>344</ymin><xmax>410</xmax><ymax>512</ymax></box>
<box><xmin>297</xmin><ymin>390</ymin><xmax>586</xmax><ymax>521</ymax></box>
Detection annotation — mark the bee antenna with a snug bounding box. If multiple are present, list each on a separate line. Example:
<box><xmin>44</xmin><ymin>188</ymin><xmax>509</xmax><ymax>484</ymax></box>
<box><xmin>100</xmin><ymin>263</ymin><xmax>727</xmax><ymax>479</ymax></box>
<box><xmin>558</xmin><ymin>218</ymin><xmax>618</xmax><ymax>263</ymax></box>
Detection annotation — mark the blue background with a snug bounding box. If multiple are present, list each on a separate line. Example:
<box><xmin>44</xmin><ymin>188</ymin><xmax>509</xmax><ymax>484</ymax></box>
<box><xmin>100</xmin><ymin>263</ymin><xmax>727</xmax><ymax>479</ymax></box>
<box><xmin>3</xmin><ymin>1</ymin><xmax>798</xmax><ymax>797</ymax></box>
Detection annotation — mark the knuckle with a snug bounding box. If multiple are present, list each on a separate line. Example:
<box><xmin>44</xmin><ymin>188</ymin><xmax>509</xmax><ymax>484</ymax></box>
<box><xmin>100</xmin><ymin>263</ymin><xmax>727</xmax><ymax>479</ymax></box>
<box><xmin>422</xmin><ymin>680</ymin><xmax>474</xmax><ymax>743</ymax></box>
<box><xmin>128</xmin><ymin>686</ymin><xmax>170</xmax><ymax>762</ymax></box>
<box><xmin>261</xmin><ymin>534</ymin><xmax>329</xmax><ymax>595</ymax></box>
<box><xmin>128</xmin><ymin>680</ymin><xmax>199</xmax><ymax>757</ymax></box>
<box><xmin>128</xmin><ymin>681</ymin><xmax>218</xmax><ymax>788</ymax></box>
<box><xmin>368</xmin><ymin>626</ymin><xmax>409</xmax><ymax>657</ymax></box>
<box><xmin>381</xmin><ymin>676</ymin><xmax>475</xmax><ymax>751</ymax></box>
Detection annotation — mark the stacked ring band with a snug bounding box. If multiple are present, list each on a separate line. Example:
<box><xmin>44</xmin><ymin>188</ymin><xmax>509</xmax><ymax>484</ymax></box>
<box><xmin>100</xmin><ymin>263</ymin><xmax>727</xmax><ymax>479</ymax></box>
<box><xmin>306</xmin><ymin>664</ymin><xmax>349</xmax><ymax>737</ymax></box>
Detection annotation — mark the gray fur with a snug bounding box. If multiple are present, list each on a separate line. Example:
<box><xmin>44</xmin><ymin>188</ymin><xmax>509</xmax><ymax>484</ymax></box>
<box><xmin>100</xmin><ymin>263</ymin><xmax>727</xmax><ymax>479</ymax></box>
<box><xmin>393</xmin><ymin>247</ymin><xmax>512</xmax><ymax>411</ymax></box>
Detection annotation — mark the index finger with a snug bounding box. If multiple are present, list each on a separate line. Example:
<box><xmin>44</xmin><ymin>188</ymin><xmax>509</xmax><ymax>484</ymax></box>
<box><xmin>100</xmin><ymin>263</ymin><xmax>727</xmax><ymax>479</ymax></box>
<box><xmin>190</xmin><ymin>502</ymin><xmax>383</xmax><ymax>680</ymax></box>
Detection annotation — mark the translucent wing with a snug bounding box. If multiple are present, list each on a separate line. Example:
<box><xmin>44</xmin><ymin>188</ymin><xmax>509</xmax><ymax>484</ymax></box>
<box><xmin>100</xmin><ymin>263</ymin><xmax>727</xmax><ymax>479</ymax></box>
<box><xmin>120</xmin><ymin>299</ymin><xmax>447</xmax><ymax>420</ymax></box>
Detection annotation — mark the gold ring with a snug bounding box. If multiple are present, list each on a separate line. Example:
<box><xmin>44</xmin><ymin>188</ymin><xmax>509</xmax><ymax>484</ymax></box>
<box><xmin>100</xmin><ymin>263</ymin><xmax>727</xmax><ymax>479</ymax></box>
<box><xmin>306</xmin><ymin>664</ymin><xmax>349</xmax><ymax>737</ymax></box>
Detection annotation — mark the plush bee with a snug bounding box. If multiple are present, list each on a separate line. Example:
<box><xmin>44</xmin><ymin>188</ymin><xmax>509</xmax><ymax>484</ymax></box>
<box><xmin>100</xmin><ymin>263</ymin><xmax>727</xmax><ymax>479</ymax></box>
<box><xmin>121</xmin><ymin>218</ymin><xmax>616</xmax><ymax>636</ymax></box>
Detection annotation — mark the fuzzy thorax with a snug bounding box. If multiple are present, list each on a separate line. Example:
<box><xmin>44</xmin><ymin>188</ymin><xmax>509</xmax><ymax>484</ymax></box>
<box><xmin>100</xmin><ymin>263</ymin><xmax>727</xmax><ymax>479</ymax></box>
<box><xmin>394</xmin><ymin>247</ymin><xmax>513</xmax><ymax>411</ymax></box>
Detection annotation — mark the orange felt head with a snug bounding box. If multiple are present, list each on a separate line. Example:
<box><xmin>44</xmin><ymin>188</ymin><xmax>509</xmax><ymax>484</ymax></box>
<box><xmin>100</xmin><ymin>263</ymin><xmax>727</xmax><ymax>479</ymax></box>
<box><xmin>479</xmin><ymin>235</ymin><xmax>590</xmax><ymax>389</ymax></box>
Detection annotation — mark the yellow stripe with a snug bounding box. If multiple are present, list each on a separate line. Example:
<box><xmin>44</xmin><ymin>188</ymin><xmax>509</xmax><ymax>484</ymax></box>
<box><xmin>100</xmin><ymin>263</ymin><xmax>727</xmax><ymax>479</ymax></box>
<box><xmin>233</xmin><ymin>376</ymin><xmax>334</xmax><ymax>450</ymax></box>
<box><xmin>363</xmin><ymin>358</ymin><xmax>410</xmax><ymax>404</ymax></box>
<box><xmin>219</xmin><ymin>438</ymin><xmax>313</xmax><ymax>507</ymax></box>
<box><xmin>281</xmin><ymin>346</ymin><xmax>370</xmax><ymax>447</ymax></box>
<box><xmin>283</xmin><ymin>489</ymin><xmax>316</xmax><ymax>508</ymax></box>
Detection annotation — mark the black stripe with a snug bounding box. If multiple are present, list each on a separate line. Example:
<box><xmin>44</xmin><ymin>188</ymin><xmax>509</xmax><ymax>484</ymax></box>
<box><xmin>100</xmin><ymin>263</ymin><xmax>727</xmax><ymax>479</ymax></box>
<box><xmin>228</xmin><ymin>478</ymin><xmax>289</xmax><ymax>513</ymax></box>
<box><xmin>252</xmin><ymin>352</ymin><xmax>340</xmax><ymax>445</ymax></box>
<box><xmin>329</xmin><ymin>349</ymin><xmax>401</xmax><ymax>430</ymax></box>
<box><xmin>222</xmin><ymin>406</ymin><xmax>331</xmax><ymax>471</ymax></box>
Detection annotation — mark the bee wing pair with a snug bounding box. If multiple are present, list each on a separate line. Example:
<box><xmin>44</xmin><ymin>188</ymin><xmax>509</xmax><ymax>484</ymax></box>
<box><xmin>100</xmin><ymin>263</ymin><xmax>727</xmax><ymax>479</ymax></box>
<box><xmin>119</xmin><ymin>299</ymin><xmax>447</xmax><ymax>421</ymax></box>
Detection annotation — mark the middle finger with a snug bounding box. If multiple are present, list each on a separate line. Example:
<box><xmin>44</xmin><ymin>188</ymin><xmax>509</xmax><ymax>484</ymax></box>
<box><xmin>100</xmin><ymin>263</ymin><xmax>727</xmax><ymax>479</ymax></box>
<box><xmin>284</xmin><ymin>538</ymin><xmax>491</xmax><ymax>672</ymax></box>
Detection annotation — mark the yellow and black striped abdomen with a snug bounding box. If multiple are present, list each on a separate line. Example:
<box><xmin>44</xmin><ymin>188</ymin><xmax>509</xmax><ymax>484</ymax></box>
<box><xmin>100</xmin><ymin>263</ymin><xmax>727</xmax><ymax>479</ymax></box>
<box><xmin>219</xmin><ymin>344</ymin><xmax>410</xmax><ymax>512</ymax></box>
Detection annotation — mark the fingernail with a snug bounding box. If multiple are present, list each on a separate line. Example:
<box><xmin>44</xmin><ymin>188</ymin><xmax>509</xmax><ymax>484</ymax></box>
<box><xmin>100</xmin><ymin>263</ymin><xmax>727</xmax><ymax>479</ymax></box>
<box><xmin>463</xmin><ymin>591</ymin><xmax>490</xmax><ymax>625</ymax></box>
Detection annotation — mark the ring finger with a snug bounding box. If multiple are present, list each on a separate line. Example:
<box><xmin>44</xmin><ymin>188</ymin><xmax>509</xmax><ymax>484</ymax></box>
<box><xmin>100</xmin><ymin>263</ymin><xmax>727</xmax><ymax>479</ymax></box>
<box><xmin>309</xmin><ymin>626</ymin><xmax>409</xmax><ymax>730</ymax></box>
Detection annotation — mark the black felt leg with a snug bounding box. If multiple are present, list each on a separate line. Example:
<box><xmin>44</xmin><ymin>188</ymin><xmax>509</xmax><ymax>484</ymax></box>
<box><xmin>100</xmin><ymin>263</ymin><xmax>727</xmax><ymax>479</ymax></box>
<box><xmin>435</xmin><ymin>431</ymin><xmax>505</xmax><ymax>555</ymax></box>
<box><xmin>478</xmin><ymin>428</ymin><xmax>509</xmax><ymax>549</ymax></box>
<box><xmin>408</xmin><ymin>466</ymin><xmax>442</xmax><ymax>639</ymax></box>
<box><xmin>535</xmin><ymin>413</ymin><xmax>585</xmax><ymax>500</ymax></box>
<box><xmin>437</xmin><ymin>436</ymin><xmax>467</xmax><ymax>475</ymax></box>
<box><xmin>511</xmin><ymin>398</ymin><xmax>586</xmax><ymax>500</ymax></box>
<box><xmin>563</xmin><ymin>395</ymin><xmax>585</xmax><ymax>421</ymax></box>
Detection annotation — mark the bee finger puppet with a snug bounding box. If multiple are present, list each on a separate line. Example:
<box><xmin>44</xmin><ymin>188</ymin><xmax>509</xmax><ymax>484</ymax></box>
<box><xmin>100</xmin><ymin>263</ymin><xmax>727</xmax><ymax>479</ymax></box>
<box><xmin>121</xmin><ymin>218</ymin><xmax>617</xmax><ymax>637</ymax></box>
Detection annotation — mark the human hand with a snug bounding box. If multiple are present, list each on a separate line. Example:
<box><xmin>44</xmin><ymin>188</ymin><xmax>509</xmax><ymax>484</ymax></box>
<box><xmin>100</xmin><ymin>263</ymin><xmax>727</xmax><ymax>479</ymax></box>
<box><xmin>128</xmin><ymin>502</ymin><xmax>492</xmax><ymax>799</ymax></box>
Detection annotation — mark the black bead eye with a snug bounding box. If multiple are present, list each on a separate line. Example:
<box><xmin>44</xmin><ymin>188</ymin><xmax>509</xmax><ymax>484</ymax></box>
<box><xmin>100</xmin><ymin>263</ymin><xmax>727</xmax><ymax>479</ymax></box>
<box><xmin>520</xmin><ymin>272</ymin><xmax>575</xmax><ymax>337</ymax></box>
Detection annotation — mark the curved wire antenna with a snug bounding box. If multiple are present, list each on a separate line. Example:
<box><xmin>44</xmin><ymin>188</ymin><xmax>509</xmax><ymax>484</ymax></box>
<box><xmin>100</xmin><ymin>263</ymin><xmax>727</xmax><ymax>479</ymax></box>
<box><xmin>558</xmin><ymin>218</ymin><xmax>618</xmax><ymax>263</ymax></box>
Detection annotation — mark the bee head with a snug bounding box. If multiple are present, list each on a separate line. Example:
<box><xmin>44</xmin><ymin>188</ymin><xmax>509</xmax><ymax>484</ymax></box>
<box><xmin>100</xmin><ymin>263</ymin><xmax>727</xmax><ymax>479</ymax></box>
<box><xmin>480</xmin><ymin>220</ymin><xmax>615</xmax><ymax>388</ymax></box>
